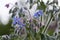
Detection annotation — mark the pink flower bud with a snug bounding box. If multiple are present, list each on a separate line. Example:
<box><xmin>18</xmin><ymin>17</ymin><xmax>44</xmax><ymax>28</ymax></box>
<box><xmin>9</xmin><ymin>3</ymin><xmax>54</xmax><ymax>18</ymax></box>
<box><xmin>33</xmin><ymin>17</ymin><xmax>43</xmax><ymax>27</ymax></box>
<box><xmin>5</xmin><ymin>4</ymin><xmax>9</xmax><ymax>8</ymax></box>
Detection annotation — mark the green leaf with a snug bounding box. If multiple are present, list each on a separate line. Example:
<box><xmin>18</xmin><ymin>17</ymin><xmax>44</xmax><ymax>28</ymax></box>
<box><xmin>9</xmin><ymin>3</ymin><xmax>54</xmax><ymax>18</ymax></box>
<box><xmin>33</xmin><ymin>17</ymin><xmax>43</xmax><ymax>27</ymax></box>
<box><xmin>37</xmin><ymin>1</ymin><xmax>46</xmax><ymax>12</ymax></box>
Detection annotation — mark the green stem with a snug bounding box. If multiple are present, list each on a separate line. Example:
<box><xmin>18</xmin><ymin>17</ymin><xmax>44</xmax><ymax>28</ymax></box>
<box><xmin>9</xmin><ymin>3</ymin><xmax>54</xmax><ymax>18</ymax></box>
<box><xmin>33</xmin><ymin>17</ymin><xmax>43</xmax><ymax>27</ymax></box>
<box><xmin>42</xmin><ymin>13</ymin><xmax>53</xmax><ymax>33</ymax></box>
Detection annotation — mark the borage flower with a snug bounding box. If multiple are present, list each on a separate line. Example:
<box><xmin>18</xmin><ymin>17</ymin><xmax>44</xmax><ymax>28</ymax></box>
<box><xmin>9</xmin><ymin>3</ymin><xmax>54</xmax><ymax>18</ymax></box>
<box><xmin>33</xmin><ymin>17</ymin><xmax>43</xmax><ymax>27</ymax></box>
<box><xmin>34</xmin><ymin>10</ymin><xmax>43</xmax><ymax>18</ymax></box>
<box><xmin>12</xmin><ymin>16</ymin><xmax>20</xmax><ymax>25</ymax></box>
<box><xmin>12</xmin><ymin>16</ymin><xmax>25</xmax><ymax>27</ymax></box>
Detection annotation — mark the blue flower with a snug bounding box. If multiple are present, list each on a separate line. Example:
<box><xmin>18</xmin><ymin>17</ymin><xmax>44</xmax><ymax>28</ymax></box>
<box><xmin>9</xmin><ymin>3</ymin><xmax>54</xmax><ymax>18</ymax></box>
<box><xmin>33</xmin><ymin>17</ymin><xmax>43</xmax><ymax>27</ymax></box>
<box><xmin>12</xmin><ymin>16</ymin><xmax>25</xmax><ymax>27</ymax></box>
<box><xmin>34</xmin><ymin>10</ymin><xmax>43</xmax><ymax>18</ymax></box>
<box><xmin>12</xmin><ymin>16</ymin><xmax>20</xmax><ymax>25</ymax></box>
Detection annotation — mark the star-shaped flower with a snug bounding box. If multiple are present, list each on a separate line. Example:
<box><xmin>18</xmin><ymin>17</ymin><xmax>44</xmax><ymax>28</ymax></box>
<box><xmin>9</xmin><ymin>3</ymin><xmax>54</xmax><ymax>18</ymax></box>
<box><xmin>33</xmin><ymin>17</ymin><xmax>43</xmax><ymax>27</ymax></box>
<box><xmin>12</xmin><ymin>16</ymin><xmax>25</xmax><ymax>27</ymax></box>
<box><xmin>12</xmin><ymin>16</ymin><xmax>21</xmax><ymax>25</ymax></box>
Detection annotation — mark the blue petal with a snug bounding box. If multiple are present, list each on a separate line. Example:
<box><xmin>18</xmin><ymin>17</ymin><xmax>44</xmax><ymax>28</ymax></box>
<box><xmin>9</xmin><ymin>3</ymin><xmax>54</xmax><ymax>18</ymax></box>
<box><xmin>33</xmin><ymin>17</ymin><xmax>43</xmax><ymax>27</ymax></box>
<box><xmin>18</xmin><ymin>21</ymin><xmax>22</xmax><ymax>25</ymax></box>
<box><xmin>22</xmin><ymin>24</ymin><xmax>25</xmax><ymax>26</ymax></box>
<box><xmin>38</xmin><ymin>10</ymin><xmax>43</xmax><ymax>16</ymax></box>
<box><xmin>12</xmin><ymin>16</ymin><xmax>21</xmax><ymax>25</ymax></box>
<box><xmin>34</xmin><ymin>10</ymin><xmax>43</xmax><ymax>18</ymax></box>
<box><xmin>12</xmin><ymin>21</ymin><xmax>17</xmax><ymax>25</ymax></box>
